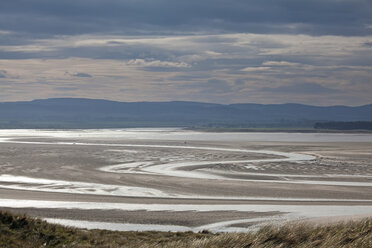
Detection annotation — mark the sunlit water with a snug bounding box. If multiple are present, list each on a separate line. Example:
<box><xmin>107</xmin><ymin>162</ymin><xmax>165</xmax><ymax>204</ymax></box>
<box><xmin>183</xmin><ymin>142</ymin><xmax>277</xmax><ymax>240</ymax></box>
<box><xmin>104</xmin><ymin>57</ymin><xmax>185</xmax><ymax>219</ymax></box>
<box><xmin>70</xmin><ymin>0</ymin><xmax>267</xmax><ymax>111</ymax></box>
<box><xmin>1</xmin><ymin>199</ymin><xmax>372</xmax><ymax>232</ymax></box>
<box><xmin>0</xmin><ymin>129</ymin><xmax>371</xmax><ymax>232</ymax></box>
<box><xmin>0</xmin><ymin>128</ymin><xmax>371</xmax><ymax>142</ymax></box>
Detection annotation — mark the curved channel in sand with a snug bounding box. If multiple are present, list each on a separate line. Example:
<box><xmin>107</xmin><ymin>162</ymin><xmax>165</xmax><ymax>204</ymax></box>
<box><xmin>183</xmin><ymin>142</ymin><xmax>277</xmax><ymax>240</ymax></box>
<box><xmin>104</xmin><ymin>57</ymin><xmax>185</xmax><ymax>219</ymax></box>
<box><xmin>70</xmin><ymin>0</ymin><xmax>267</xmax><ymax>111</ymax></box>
<box><xmin>1</xmin><ymin>137</ymin><xmax>372</xmax><ymax>199</ymax></box>
<box><xmin>1</xmin><ymin>199</ymin><xmax>372</xmax><ymax>232</ymax></box>
<box><xmin>0</xmin><ymin>132</ymin><xmax>371</xmax><ymax>233</ymax></box>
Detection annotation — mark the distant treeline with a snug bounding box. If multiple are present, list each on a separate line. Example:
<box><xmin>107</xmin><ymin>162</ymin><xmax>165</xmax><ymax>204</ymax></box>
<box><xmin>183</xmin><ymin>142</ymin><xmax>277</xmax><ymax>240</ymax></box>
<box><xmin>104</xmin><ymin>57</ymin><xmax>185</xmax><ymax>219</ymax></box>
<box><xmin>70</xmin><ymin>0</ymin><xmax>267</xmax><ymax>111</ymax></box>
<box><xmin>314</xmin><ymin>121</ymin><xmax>372</xmax><ymax>130</ymax></box>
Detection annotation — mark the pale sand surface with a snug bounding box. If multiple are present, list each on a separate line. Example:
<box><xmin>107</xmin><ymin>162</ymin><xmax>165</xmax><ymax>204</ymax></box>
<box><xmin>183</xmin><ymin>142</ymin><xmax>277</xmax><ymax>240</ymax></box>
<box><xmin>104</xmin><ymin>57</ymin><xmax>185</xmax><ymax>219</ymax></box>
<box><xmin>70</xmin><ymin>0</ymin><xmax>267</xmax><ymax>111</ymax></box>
<box><xmin>0</xmin><ymin>130</ymin><xmax>371</xmax><ymax>232</ymax></box>
<box><xmin>0</xmin><ymin>207</ymin><xmax>282</xmax><ymax>227</ymax></box>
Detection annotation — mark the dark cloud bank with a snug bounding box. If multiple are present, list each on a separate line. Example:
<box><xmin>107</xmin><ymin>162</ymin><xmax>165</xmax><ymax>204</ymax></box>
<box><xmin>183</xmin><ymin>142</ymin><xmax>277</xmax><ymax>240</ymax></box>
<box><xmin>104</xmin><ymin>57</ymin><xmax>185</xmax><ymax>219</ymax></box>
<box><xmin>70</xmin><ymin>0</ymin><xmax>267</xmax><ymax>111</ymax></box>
<box><xmin>1</xmin><ymin>0</ymin><xmax>371</xmax><ymax>37</ymax></box>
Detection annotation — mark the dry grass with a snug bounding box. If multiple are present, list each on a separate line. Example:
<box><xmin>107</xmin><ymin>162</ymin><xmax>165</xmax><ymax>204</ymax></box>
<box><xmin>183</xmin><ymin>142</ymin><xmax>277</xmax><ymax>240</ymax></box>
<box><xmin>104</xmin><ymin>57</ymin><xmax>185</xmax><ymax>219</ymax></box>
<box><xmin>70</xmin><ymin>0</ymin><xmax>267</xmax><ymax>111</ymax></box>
<box><xmin>0</xmin><ymin>210</ymin><xmax>371</xmax><ymax>247</ymax></box>
<box><xmin>138</xmin><ymin>221</ymin><xmax>372</xmax><ymax>248</ymax></box>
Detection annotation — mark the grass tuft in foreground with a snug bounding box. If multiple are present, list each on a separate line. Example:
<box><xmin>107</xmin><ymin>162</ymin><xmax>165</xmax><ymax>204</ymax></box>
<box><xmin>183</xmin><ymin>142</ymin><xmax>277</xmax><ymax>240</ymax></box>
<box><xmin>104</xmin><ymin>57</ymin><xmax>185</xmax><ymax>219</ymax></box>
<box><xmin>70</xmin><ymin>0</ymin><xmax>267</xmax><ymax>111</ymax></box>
<box><xmin>0</xmin><ymin>210</ymin><xmax>371</xmax><ymax>247</ymax></box>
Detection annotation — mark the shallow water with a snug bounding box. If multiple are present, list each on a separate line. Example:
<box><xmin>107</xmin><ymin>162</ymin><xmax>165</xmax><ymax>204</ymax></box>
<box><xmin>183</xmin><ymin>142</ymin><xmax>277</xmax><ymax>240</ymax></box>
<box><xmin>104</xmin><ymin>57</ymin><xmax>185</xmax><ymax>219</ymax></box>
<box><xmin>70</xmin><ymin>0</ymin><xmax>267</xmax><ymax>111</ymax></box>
<box><xmin>0</xmin><ymin>129</ymin><xmax>371</xmax><ymax>232</ymax></box>
<box><xmin>0</xmin><ymin>128</ymin><xmax>371</xmax><ymax>142</ymax></box>
<box><xmin>1</xmin><ymin>199</ymin><xmax>371</xmax><ymax>232</ymax></box>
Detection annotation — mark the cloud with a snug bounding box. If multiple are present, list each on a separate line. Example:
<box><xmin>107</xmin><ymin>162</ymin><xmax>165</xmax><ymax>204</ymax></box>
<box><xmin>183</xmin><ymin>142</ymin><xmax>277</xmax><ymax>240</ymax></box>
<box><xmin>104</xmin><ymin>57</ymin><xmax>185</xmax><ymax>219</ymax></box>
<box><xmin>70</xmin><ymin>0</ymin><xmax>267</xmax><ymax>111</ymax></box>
<box><xmin>0</xmin><ymin>70</ymin><xmax>6</xmax><ymax>78</ymax></box>
<box><xmin>262</xmin><ymin>61</ymin><xmax>301</xmax><ymax>67</ymax></box>
<box><xmin>126</xmin><ymin>59</ymin><xmax>190</xmax><ymax>68</ymax></box>
<box><xmin>0</xmin><ymin>1</ymin><xmax>371</xmax><ymax>105</ymax></box>
<box><xmin>241</xmin><ymin>67</ymin><xmax>271</xmax><ymax>72</ymax></box>
<box><xmin>184</xmin><ymin>79</ymin><xmax>233</xmax><ymax>94</ymax></box>
<box><xmin>0</xmin><ymin>0</ymin><xmax>371</xmax><ymax>37</ymax></box>
<box><xmin>234</xmin><ymin>79</ymin><xmax>246</xmax><ymax>86</ymax></box>
<box><xmin>72</xmin><ymin>73</ymin><xmax>92</xmax><ymax>78</ymax></box>
<box><xmin>54</xmin><ymin>86</ymin><xmax>78</xmax><ymax>91</ymax></box>
<box><xmin>169</xmin><ymin>74</ymin><xmax>210</xmax><ymax>81</ymax></box>
<box><xmin>260</xmin><ymin>83</ymin><xmax>341</xmax><ymax>94</ymax></box>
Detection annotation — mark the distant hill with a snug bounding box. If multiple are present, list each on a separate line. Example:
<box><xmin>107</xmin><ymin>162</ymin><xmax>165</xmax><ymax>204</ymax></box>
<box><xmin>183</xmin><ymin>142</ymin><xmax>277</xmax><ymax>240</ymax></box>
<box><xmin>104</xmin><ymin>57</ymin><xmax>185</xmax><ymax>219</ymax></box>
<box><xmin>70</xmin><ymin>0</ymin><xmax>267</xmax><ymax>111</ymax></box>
<box><xmin>0</xmin><ymin>98</ymin><xmax>371</xmax><ymax>128</ymax></box>
<box><xmin>314</xmin><ymin>121</ymin><xmax>372</xmax><ymax>130</ymax></box>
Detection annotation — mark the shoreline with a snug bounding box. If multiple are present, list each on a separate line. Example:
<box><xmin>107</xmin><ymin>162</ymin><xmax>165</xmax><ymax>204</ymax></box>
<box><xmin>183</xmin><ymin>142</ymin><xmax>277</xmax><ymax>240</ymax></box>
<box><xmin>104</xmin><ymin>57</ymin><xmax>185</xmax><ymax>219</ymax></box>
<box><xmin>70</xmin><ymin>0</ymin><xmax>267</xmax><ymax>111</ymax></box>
<box><xmin>187</xmin><ymin>127</ymin><xmax>372</xmax><ymax>134</ymax></box>
<box><xmin>0</xmin><ymin>126</ymin><xmax>371</xmax><ymax>134</ymax></box>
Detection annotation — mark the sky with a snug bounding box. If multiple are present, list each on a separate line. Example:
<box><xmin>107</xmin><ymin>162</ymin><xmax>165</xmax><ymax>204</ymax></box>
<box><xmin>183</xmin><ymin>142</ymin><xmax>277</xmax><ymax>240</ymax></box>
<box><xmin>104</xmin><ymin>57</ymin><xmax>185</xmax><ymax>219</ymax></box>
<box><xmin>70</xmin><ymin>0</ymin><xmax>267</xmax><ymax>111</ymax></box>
<box><xmin>0</xmin><ymin>0</ymin><xmax>371</xmax><ymax>105</ymax></box>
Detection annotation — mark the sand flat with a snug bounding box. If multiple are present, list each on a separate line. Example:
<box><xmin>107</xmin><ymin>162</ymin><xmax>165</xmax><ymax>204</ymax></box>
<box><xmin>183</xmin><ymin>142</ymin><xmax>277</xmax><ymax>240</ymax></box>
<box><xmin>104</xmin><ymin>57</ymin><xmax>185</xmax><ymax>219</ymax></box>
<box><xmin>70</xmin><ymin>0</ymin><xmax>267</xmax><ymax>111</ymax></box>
<box><xmin>0</xmin><ymin>129</ymin><xmax>371</xmax><ymax>232</ymax></box>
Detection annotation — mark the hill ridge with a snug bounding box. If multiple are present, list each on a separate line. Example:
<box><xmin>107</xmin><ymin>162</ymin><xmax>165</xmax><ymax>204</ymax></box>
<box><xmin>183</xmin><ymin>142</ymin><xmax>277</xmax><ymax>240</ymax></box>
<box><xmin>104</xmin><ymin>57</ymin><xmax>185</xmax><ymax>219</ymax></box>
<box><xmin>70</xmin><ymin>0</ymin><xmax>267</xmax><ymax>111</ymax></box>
<box><xmin>0</xmin><ymin>98</ymin><xmax>371</xmax><ymax>128</ymax></box>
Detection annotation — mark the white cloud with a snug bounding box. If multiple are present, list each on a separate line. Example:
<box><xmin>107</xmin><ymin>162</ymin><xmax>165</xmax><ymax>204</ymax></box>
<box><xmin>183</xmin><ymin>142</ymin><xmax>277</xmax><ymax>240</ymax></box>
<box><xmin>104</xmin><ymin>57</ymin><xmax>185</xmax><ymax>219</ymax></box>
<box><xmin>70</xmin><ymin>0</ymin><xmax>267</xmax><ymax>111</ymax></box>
<box><xmin>241</xmin><ymin>67</ymin><xmax>271</xmax><ymax>72</ymax></box>
<box><xmin>0</xmin><ymin>30</ymin><xmax>12</xmax><ymax>35</ymax></box>
<box><xmin>126</xmin><ymin>59</ymin><xmax>190</xmax><ymax>68</ymax></box>
<box><xmin>204</xmin><ymin>50</ymin><xmax>222</xmax><ymax>56</ymax></box>
<box><xmin>262</xmin><ymin>61</ymin><xmax>301</xmax><ymax>67</ymax></box>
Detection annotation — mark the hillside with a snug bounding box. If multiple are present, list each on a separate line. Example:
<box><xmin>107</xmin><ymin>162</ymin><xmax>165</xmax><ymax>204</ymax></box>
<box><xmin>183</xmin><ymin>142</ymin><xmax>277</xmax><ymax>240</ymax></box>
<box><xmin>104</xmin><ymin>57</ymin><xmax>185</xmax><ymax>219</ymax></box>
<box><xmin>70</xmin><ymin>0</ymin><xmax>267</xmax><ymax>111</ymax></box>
<box><xmin>0</xmin><ymin>98</ymin><xmax>371</xmax><ymax>128</ymax></box>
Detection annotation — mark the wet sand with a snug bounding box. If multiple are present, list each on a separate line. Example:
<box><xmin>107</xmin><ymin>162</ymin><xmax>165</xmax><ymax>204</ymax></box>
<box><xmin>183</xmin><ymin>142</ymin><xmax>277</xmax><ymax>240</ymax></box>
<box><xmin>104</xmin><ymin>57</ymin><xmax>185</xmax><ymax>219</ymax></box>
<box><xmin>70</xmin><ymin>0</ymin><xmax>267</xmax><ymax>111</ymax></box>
<box><xmin>0</xmin><ymin>129</ymin><xmax>371</xmax><ymax>232</ymax></box>
<box><xmin>1</xmin><ymin>207</ymin><xmax>281</xmax><ymax>227</ymax></box>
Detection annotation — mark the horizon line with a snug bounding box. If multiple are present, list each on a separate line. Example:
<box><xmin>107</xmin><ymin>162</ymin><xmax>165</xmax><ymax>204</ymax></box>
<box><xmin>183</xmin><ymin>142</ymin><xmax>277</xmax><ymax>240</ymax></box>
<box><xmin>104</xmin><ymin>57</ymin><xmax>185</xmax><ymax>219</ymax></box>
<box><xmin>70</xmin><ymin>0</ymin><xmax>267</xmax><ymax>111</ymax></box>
<box><xmin>0</xmin><ymin>97</ymin><xmax>371</xmax><ymax>108</ymax></box>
